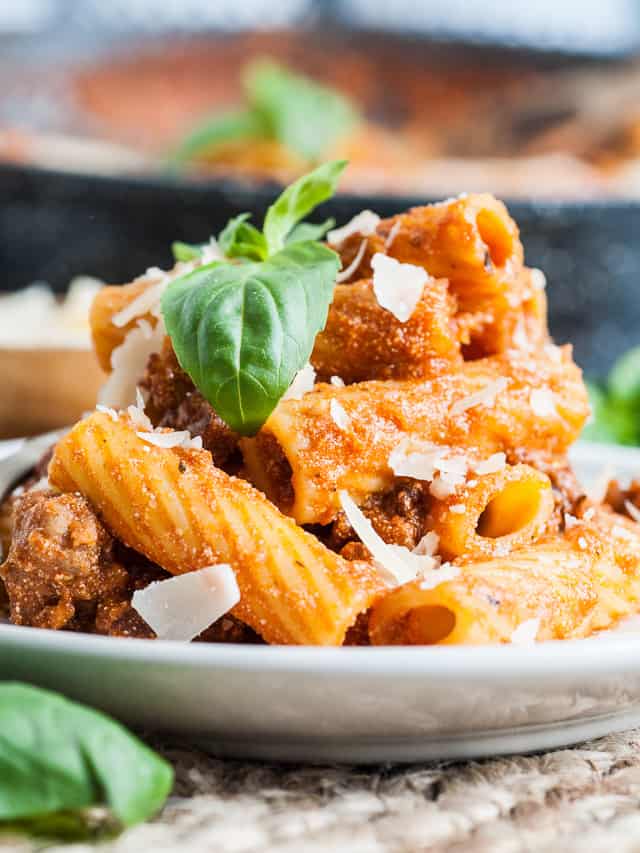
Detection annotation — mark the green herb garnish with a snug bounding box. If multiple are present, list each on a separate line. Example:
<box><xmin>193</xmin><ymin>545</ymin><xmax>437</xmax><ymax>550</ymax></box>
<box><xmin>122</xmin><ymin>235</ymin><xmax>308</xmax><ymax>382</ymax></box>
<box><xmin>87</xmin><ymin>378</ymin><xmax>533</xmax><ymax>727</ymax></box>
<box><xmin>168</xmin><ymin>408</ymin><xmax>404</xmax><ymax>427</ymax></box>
<box><xmin>162</xmin><ymin>160</ymin><xmax>346</xmax><ymax>434</ymax></box>
<box><xmin>583</xmin><ymin>347</ymin><xmax>640</xmax><ymax>445</ymax></box>
<box><xmin>170</xmin><ymin>60</ymin><xmax>358</xmax><ymax>165</ymax></box>
<box><xmin>0</xmin><ymin>683</ymin><xmax>172</xmax><ymax>835</ymax></box>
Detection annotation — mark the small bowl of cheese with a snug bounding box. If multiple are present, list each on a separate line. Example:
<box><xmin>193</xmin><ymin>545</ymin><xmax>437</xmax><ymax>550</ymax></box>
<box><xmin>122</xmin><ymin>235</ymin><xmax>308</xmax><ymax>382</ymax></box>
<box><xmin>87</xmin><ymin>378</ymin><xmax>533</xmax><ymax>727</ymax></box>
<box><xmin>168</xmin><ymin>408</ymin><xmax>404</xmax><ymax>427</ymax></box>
<box><xmin>0</xmin><ymin>278</ymin><xmax>106</xmax><ymax>437</ymax></box>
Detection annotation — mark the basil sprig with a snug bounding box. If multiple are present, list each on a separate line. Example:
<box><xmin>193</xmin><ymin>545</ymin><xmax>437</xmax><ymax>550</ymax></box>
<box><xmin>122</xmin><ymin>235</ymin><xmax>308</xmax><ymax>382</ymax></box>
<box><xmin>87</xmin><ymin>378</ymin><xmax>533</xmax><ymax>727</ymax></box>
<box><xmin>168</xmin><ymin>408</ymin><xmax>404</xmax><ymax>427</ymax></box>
<box><xmin>0</xmin><ymin>683</ymin><xmax>172</xmax><ymax>833</ymax></box>
<box><xmin>162</xmin><ymin>160</ymin><xmax>346</xmax><ymax>434</ymax></box>
<box><xmin>171</xmin><ymin>60</ymin><xmax>358</xmax><ymax>165</ymax></box>
<box><xmin>584</xmin><ymin>347</ymin><xmax>640</xmax><ymax>445</ymax></box>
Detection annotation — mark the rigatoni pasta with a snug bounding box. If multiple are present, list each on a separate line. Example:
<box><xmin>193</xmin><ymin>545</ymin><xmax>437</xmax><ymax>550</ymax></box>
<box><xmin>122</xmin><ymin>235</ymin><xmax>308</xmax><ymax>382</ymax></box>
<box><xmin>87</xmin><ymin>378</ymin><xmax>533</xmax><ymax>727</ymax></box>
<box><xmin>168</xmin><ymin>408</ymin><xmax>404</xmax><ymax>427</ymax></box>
<box><xmin>48</xmin><ymin>412</ymin><xmax>384</xmax><ymax>645</ymax></box>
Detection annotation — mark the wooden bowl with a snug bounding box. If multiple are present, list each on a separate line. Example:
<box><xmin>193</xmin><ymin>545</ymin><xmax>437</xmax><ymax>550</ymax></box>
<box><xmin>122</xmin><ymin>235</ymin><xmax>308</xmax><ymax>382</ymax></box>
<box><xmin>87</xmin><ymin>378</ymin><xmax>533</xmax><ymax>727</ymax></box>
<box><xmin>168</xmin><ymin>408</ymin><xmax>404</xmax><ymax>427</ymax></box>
<box><xmin>0</xmin><ymin>348</ymin><xmax>105</xmax><ymax>438</ymax></box>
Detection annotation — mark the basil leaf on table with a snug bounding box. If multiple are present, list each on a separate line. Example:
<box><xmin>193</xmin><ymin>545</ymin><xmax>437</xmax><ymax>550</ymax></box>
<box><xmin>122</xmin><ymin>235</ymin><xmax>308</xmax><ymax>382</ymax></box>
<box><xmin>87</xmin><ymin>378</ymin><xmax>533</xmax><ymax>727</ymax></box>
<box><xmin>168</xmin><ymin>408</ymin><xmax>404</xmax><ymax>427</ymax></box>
<box><xmin>218</xmin><ymin>213</ymin><xmax>268</xmax><ymax>262</ymax></box>
<box><xmin>0</xmin><ymin>683</ymin><xmax>172</xmax><ymax>830</ymax></box>
<box><xmin>162</xmin><ymin>242</ymin><xmax>340</xmax><ymax>434</ymax></box>
<box><xmin>169</xmin><ymin>108</ymin><xmax>267</xmax><ymax>164</ymax></box>
<box><xmin>245</xmin><ymin>60</ymin><xmax>359</xmax><ymax>161</ymax></box>
<box><xmin>263</xmin><ymin>159</ymin><xmax>347</xmax><ymax>254</ymax></box>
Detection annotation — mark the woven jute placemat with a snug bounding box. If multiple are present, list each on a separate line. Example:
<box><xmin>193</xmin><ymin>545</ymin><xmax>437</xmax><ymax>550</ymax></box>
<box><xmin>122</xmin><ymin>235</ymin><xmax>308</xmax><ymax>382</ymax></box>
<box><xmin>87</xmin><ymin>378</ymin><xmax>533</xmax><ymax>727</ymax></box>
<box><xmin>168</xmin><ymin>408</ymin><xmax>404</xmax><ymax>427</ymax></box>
<box><xmin>5</xmin><ymin>730</ymin><xmax>640</xmax><ymax>853</ymax></box>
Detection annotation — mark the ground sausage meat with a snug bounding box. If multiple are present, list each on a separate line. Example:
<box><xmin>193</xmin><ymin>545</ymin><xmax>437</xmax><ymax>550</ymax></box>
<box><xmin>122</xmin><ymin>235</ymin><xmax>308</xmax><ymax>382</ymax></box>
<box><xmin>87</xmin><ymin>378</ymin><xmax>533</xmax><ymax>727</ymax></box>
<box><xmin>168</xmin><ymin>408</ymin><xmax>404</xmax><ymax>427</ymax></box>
<box><xmin>141</xmin><ymin>338</ymin><xmax>239</xmax><ymax>469</ymax></box>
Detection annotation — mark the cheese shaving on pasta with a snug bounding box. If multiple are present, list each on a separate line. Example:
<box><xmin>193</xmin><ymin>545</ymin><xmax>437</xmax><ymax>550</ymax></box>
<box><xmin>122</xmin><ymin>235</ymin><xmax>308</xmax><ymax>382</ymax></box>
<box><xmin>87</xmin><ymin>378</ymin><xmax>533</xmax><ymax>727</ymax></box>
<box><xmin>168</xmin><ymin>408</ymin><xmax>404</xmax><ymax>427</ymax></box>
<box><xmin>419</xmin><ymin>563</ymin><xmax>460</xmax><ymax>591</ymax></box>
<box><xmin>330</xmin><ymin>399</ymin><xmax>350</xmax><ymax>431</ymax></box>
<box><xmin>413</xmin><ymin>531</ymin><xmax>439</xmax><ymax>556</ymax></box>
<box><xmin>510</xmin><ymin>617</ymin><xmax>540</xmax><ymax>645</ymax></box>
<box><xmin>336</xmin><ymin>239</ymin><xmax>367</xmax><ymax>283</ymax></box>
<box><xmin>131</xmin><ymin>564</ymin><xmax>240</xmax><ymax>642</ymax></box>
<box><xmin>450</xmin><ymin>378</ymin><xmax>509</xmax><ymax>416</ymax></box>
<box><xmin>283</xmin><ymin>363</ymin><xmax>316</xmax><ymax>400</ymax></box>
<box><xmin>473</xmin><ymin>453</ymin><xmax>506</xmax><ymax>475</ymax></box>
<box><xmin>389</xmin><ymin>440</ymin><xmax>468</xmax><ymax>498</ymax></box>
<box><xmin>99</xmin><ymin>317</ymin><xmax>165</xmax><ymax>408</ymax></box>
<box><xmin>338</xmin><ymin>491</ymin><xmax>434</xmax><ymax>586</ymax></box>
<box><xmin>96</xmin><ymin>405</ymin><xmax>118</xmax><ymax>422</ymax></box>
<box><xmin>327</xmin><ymin>210</ymin><xmax>380</xmax><ymax>246</ymax></box>
<box><xmin>625</xmin><ymin>500</ymin><xmax>640</xmax><ymax>525</ymax></box>
<box><xmin>371</xmin><ymin>253</ymin><xmax>429</xmax><ymax>322</ymax></box>
<box><xmin>136</xmin><ymin>430</ymin><xmax>203</xmax><ymax>450</ymax></box>
<box><xmin>330</xmin><ymin>375</ymin><xmax>345</xmax><ymax>387</ymax></box>
<box><xmin>530</xmin><ymin>388</ymin><xmax>557</xmax><ymax>417</ymax></box>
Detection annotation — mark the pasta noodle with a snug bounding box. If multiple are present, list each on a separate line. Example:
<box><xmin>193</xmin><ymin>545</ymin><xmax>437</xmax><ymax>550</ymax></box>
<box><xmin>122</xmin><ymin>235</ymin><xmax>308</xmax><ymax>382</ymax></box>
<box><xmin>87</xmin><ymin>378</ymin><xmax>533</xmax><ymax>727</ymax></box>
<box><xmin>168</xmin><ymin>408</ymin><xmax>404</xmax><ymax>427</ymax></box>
<box><xmin>369</xmin><ymin>515</ymin><xmax>640</xmax><ymax>645</ymax></box>
<box><xmin>427</xmin><ymin>464</ymin><xmax>554</xmax><ymax>560</ymax></box>
<box><xmin>48</xmin><ymin>412</ymin><xmax>385</xmax><ymax>645</ymax></box>
<box><xmin>242</xmin><ymin>348</ymin><xmax>589</xmax><ymax>524</ymax></box>
<box><xmin>311</xmin><ymin>276</ymin><xmax>461</xmax><ymax>383</ymax></box>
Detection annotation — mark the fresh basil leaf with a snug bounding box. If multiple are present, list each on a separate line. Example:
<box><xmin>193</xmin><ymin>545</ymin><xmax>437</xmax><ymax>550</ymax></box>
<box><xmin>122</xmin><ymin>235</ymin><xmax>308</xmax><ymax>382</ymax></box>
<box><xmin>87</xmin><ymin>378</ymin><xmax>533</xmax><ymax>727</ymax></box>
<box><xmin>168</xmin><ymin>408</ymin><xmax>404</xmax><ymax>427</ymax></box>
<box><xmin>286</xmin><ymin>217</ymin><xmax>335</xmax><ymax>245</ymax></box>
<box><xmin>609</xmin><ymin>346</ymin><xmax>640</xmax><ymax>408</ymax></box>
<box><xmin>263</xmin><ymin>160</ymin><xmax>347</xmax><ymax>254</ymax></box>
<box><xmin>245</xmin><ymin>60</ymin><xmax>358</xmax><ymax>161</ymax></box>
<box><xmin>0</xmin><ymin>683</ymin><xmax>172</xmax><ymax>829</ymax></box>
<box><xmin>162</xmin><ymin>242</ymin><xmax>339</xmax><ymax>434</ymax></box>
<box><xmin>218</xmin><ymin>213</ymin><xmax>267</xmax><ymax>262</ymax></box>
<box><xmin>583</xmin><ymin>381</ymin><xmax>638</xmax><ymax>445</ymax></box>
<box><xmin>172</xmin><ymin>241</ymin><xmax>204</xmax><ymax>263</ymax></box>
<box><xmin>170</xmin><ymin>108</ymin><xmax>267</xmax><ymax>164</ymax></box>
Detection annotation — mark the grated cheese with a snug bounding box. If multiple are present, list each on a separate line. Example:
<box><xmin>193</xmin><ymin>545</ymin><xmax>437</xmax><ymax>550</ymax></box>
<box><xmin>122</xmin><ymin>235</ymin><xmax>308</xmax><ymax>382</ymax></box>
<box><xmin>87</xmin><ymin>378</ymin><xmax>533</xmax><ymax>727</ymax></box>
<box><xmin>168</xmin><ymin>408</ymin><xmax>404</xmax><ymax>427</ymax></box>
<box><xmin>583</xmin><ymin>507</ymin><xmax>596</xmax><ymax>521</ymax></box>
<box><xmin>338</xmin><ymin>491</ymin><xmax>434</xmax><ymax>586</ymax></box>
<box><xmin>112</xmin><ymin>274</ymin><xmax>167</xmax><ymax>328</ymax></box>
<box><xmin>625</xmin><ymin>500</ymin><xmax>640</xmax><ymax>525</ymax></box>
<box><xmin>327</xmin><ymin>210</ymin><xmax>380</xmax><ymax>246</ymax></box>
<box><xmin>510</xmin><ymin>617</ymin><xmax>540</xmax><ymax>645</ymax></box>
<box><xmin>330</xmin><ymin>399</ymin><xmax>350</xmax><ymax>431</ymax></box>
<box><xmin>578</xmin><ymin>537</ymin><xmax>588</xmax><ymax>550</ymax></box>
<box><xmin>137</xmin><ymin>430</ymin><xmax>203</xmax><ymax>450</ymax></box>
<box><xmin>330</xmin><ymin>375</ymin><xmax>345</xmax><ymax>387</ymax></box>
<box><xmin>413</xmin><ymin>531</ymin><xmax>439</xmax><ymax>556</ymax></box>
<box><xmin>336</xmin><ymin>238</ymin><xmax>367</xmax><ymax>283</ymax></box>
<box><xmin>419</xmin><ymin>563</ymin><xmax>460</xmax><ymax>591</ymax></box>
<box><xmin>96</xmin><ymin>404</ymin><xmax>118</xmax><ymax>423</ymax></box>
<box><xmin>530</xmin><ymin>268</ymin><xmax>547</xmax><ymax>290</ymax></box>
<box><xmin>450</xmin><ymin>503</ymin><xmax>466</xmax><ymax>514</ymax></box>
<box><xmin>283</xmin><ymin>363</ymin><xmax>316</xmax><ymax>401</ymax></box>
<box><xmin>473</xmin><ymin>453</ymin><xmax>506</xmax><ymax>476</ymax></box>
<box><xmin>564</xmin><ymin>513</ymin><xmax>579</xmax><ymax>529</ymax></box>
<box><xmin>131</xmin><ymin>564</ymin><xmax>240</xmax><ymax>642</ymax></box>
<box><xmin>450</xmin><ymin>378</ymin><xmax>508</xmax><ymax>416</ymax></box>
<box><xmin>530</xmin><ymin>388</ymin><xmax>557</xmax><ymax>417</ymax></box>
<box><xmin>98</xmin><ymin>317</ymin><xmax>166</xmax><ymax>409</ymax></box>
<box><xmin>371</xmin><ymin>253</ymin><xmax>428</xmax><ymax>322</ymax></box>
<box><xmin>384</xmin><ymin>220</ymin><xmax>401</xmax><ymax>250</ymax></box>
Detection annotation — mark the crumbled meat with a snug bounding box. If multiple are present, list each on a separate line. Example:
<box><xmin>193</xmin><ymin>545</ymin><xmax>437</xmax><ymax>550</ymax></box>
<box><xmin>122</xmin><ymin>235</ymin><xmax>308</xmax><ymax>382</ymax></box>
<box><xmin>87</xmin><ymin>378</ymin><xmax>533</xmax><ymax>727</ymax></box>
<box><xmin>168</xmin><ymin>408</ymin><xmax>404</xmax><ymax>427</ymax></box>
<box><xmin>329</xmin><ymin>480</ymin><xmax>430</xmax><ymax>555</ymax></box>
<box><xmin>0</xmin><ymin>490</ymin><xmax>259</xmax><ymax>642</ymax></box>
<box><xmin>0</xmin><ymin>490</ymin><xmax>139</xmax><ymax>632</ymax></box>
<box><xmin>605</xmin><ymin>479</ymin><xmax>640</xmax><ymax>517</ymax></box>
<box><xmin>141</xmin><ymin>337</ymin><xmax>239</xmax><ymax>469</ymax></box>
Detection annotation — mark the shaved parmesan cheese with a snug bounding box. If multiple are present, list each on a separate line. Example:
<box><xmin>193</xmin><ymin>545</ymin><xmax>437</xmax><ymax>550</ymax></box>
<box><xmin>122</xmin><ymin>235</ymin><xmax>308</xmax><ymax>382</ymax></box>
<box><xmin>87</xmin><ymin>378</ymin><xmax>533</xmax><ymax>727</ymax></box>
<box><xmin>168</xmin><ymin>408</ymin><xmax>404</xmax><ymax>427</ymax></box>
<box><xmin>330</xmin><ymin>375</ymin><xmax>345</xmax><ymax>387</ymax></box>
<box><xmin>112</xmin><ymin>276</ymin><xmax>167</xmax><ymax>328</ymax></box>
<box><xmin>625</xmin><ymin>500</ymin><xmax>640</xmax><ymax>525</ymax></box>
<box><xmin>450</xmin><ymin>378</ymin><xmax>508</xmax><ymax>416</ymax></box>
<box><xmin>330</xmin><ymin>399</ymin><xmax>350</xmax><ymax>431</ymax></box>
<box><xmin>419</xmin><ymin>563</ymin><xmax>460</xmax><ymax>591</ymax></box>
<box><xmin>389</xmin><ymin>440</ymin><xmax>468</xmax><ymax>497</ymax></box>
<box><xmin>578</xmin><ymin>537</ymin><xmax>588</xmax><ymax>550</ymax></box>
<box><xmin>510</xmin><ymin>617</ymin><xmax>540</xmax><ymax>645</ymax></box>
<box><xmin>583</xmin><ymin>507</ymin><xmax>596</xmax><ymax>521</ymax></box>
<box><xmin>564</xmin><ymin>513</ymin><xmax>579</xmax><ymax>529</ymax></box>
<box><xmin>450</xmin><ymin>504</ymin><xmax>466</xmax><ymax>514</ymax></box>
<box><xmin>132</xmin><ymin>564</ymin><xmax>240</xmax><ymax>642</ymax></box>
<box><xmin>430</xmin><ymin>476</ymin><xmax>460</xmax><ymax>500</ymax></box>
<box><xmin>336</xmin><ymin>238</ymin><xmax>367</xmax><ymax>283</ymax></box>
<box><xmin>137</xmin><ymin>430</ymin><xmax>203</xmax><ymax>450</ymax></box>
<box><xmin>530</xmin><ymin>388</ymin><xmax>557</xmax><ymax>418</ymax></box>
<box><xmin>587</xmin><ymin>465</ymin><xmax>615</xmax><ymax>503</ymax></box>
<box><xmin>327</xmin><ymin>210</ymin><xmax>380</xmax><ymax>246</ymax></box>
<box><xmin>338</xmin><ymin>491</ymin><xmax>428</xmax><ymax>586</ymax></box>
<box><xmin>413</xmin><ymin>531</ymin><xmax>439</xmax><ymax>556</ymax></box>
<box><xmin>474</xmin><ymin>453</ymin><xmax>506</xmax><ymax>476</ymax></box>
<box><xmin>96</xmin><ymin>405</ymin><xmax>118</xmax><ymax>422</ymax></box>
<box><xmin>200</xmin><ymin>237</ymin><xmax>224</xmax><ymax>263</ymax></box>
<box><xmin>283</xmin><ymin>363</ymin><xmax>316</xmax><ymax>400</ymax></box>
<box><xmin>544</xmin><ymin>344</ymin><xmax>563</xmax><ymax>364</ymax></box>
<box><xmin>384</xmin><ymin>220</ymin><xmax>401</xmax><ymax>250</ymax></box>
<box><xmin>530</xmin><ymin>268</ymin><xmax>547</xmax><ymax>290</ymax></box>
<box><xmin>99</xmin><ymin>318</ymin><xmax>166</xmax><ymax>409</ymax></box>
<box><xmin>371</xmin><ymin>253</ymin><xmax>428</xmax><ymax>323</ymax></box>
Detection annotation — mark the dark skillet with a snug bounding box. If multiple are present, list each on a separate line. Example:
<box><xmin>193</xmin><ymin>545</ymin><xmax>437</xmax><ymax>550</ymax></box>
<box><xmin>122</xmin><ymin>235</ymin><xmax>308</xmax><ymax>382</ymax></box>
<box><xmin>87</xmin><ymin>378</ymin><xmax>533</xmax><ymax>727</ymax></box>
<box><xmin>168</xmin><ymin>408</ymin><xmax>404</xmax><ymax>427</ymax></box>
<box><xmin>1</xmin><ymin>162</ymin><xmax>639</xmax><ymax>376</ymax></box>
